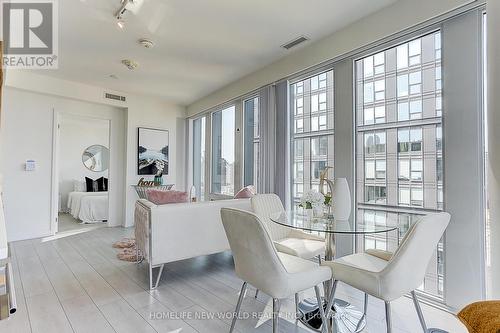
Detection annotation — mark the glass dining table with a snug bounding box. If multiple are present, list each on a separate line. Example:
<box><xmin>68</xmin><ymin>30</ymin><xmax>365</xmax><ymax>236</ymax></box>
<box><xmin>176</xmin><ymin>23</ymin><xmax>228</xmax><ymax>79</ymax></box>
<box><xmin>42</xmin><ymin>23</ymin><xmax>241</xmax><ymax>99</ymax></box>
<box><xmin>269</xmin><ymin>210</ymin><xmax>398</xmax><ymax>333</ymax></box>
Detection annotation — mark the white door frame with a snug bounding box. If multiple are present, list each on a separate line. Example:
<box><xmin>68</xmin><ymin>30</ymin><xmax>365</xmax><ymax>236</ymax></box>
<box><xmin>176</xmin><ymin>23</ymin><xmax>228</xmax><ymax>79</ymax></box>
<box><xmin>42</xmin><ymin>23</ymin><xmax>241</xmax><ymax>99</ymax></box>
<box><xmin>50</xmin><ymin>110</ymin><xmax>112</xmax><ymax>234</ymax></box>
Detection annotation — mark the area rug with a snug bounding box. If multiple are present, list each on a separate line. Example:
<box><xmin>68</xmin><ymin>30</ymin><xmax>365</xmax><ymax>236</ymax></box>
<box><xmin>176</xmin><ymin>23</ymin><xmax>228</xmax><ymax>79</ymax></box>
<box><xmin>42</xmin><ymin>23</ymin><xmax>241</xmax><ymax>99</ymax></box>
<box><xmin>112</xmin><ymin>238</ymin><xmax>142</xmax><ymax>262</ymax></box>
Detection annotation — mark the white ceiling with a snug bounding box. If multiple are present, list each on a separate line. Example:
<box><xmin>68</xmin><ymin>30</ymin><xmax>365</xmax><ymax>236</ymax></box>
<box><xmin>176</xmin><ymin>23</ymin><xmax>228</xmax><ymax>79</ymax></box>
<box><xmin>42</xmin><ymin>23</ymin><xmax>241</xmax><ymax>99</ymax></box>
<box><xmin>39</xmin><ymin>0</ymin><xmax>398</xmax><ymax>105</ymax></box>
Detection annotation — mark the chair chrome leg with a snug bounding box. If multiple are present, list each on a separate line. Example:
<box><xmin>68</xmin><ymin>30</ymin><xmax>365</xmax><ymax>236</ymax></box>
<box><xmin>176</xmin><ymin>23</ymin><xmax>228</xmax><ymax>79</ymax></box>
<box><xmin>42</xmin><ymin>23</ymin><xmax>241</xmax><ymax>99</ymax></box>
<box><xmin>294</xmin><ymin>293</ymin><xmax>301</xmax><ymax>319</ymax></box>
<box><xmin>254</xmin><ymin>289</ymin><xmax>259</xmax><ymax>299</ymax></box>
<box><xmin>315</xmin><ymin>285</ymin><xmax>328</xmax><ymax>333</ymax></box>
<box><xmin>355</xmin><ymin>293</ymin><xmax>369</xmax><ymax>331</ymax></box>
<box><xmin>272</xmin><ymin>298</ymin><xmax>280</xmax><ymax>333</ymax></box>
<box><xmin>325</xmin><ymin>279</ymin><xmax>338</xmax><ymax>320</ymax></box>
<box><xmin>318</xmin><ymin>255</ymin><xmax>322</xmax><ymax>265</ymax></box>
<box><xmin>230</xmin><ymin>282</ymin><xmax>248</xmax><ymax>333</ymax></box>
<box><xmin>385</xmin><ymin>301</ymin><xmax>392</xmax><ymax>333</ymax></box>
<box><xmin>411</xmin><ymin>290</ymin><xmax>428</xmax><ymax>332</ymax></box>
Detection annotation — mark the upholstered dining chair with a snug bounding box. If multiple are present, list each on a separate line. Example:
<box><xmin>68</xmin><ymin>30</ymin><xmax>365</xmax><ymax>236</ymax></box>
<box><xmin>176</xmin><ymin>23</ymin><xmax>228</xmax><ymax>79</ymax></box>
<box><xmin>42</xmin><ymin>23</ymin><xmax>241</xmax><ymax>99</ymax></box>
<box><xmin>321</xmin><ymin>212</ymin><xmax>451</xmax><ymax>333</ymax></box>
<box><xmin>251</xmin><ymin>193</ymin><xmax>327</xmax><ymax>311</ymax></box>
<box><xmin>251</xmin><ymin>193</ymin><xmax>326</xmax><ymax>261</ymax></box>
<box><xmin>220</xmin><ymin>208</ymin><xmax>332</xmax><ymax>333</ymax></box>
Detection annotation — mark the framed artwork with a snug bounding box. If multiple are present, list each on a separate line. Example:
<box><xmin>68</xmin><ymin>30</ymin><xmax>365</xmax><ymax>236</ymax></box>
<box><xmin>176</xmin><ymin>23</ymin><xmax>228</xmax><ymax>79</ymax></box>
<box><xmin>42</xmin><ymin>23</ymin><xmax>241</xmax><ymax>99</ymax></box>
<box><xmin>137</xmin><ymin>127</ymin><xmax>169</xmax><ymax>175</ymax></box>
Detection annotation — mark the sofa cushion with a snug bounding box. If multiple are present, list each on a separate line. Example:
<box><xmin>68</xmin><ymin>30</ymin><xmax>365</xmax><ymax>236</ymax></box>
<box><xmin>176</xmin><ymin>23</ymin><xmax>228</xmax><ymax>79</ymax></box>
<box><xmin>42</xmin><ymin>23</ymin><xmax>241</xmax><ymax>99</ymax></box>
<box><xmin>147</xmin><ymin>189</ymin><xmax>189</xmax><ymax>205</ymax></box>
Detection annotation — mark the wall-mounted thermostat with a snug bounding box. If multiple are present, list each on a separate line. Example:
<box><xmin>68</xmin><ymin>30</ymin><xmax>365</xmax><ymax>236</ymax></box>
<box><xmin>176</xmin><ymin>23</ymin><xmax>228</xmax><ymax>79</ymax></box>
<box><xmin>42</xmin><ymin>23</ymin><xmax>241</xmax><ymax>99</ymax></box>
<box><xmin>25</xmin><ymin>160</ymin><xmax>36</xmax><ymax>171</ymax></box>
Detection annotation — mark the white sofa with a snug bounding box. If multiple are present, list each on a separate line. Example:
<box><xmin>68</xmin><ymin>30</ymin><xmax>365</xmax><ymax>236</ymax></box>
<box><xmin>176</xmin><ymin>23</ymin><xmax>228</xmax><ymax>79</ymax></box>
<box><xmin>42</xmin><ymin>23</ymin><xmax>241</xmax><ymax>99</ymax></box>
<box><xmin>134</xmin><ymin>198</ymin><xmax>252</xmax><ymax>289</ymax></box>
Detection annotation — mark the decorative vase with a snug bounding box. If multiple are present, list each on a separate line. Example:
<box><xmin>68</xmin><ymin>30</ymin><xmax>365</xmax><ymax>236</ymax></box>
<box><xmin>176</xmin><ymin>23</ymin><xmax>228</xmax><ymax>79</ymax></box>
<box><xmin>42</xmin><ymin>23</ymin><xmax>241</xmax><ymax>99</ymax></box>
<box><xmin>305</xmin><ymin>208</ymin><xmax>314</xmax><ymax>219</ymax></box>
<box><xmin>313</xmin><ymin>206</ymin><xmax>324</xmax><ymax>218</ymax></box>
<box><xmin>332</xmin><ymin>178</ymin><xmax>351</xmax><ymax>220</ymax></box>
<box><xmin>154</xmin><ymin>175</ymin><xmax>163</xmax><ymax>185</ymax></box>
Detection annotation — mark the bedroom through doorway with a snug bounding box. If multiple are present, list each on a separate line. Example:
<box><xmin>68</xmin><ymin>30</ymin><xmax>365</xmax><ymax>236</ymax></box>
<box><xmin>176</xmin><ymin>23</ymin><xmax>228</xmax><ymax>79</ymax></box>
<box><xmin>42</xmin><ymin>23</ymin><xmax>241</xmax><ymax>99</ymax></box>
<box><xmin>55</xmin><ymin>113</ymin><xmax>111</xmax><ymax>234</ymax></box>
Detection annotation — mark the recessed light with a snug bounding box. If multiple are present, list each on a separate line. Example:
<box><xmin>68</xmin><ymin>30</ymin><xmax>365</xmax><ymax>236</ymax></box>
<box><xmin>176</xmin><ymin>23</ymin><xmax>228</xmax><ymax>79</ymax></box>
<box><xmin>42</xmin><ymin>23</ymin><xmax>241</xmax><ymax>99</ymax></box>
<box><xmin>138</xmin><ymin>38</ymin><xmax>154</xmax><ymax>49</ymax></box>
<box><xmin>121</xmin><ymin>59</ymin><xmax>138</xmax><ymax>70</ymax></box>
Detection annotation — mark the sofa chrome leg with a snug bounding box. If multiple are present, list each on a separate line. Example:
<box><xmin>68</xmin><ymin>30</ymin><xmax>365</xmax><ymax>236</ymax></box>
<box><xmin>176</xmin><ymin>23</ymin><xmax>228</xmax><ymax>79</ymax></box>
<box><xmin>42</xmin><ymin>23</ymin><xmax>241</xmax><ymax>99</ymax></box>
<box><xmin>154</xmin><ymin>264</ymin><xmax>165</xmax><ymax>289</ymax></box>
<box><xmin>254</xmin><ymin>289</ymin><xmax>259</xmax><ymax>299</ymax></box>
<box><xmin>149</xmin><ymin>264</ymin><xmax>165</xmax><ymax>290</ymax></box>
<box><xmin>385</xmin><ymin>301</ymin><xmax>392</xmax><ymax>333</ymax></box>
<box><xmin>315</xmin><ymin>285</ymin><xmax>327</xmax><ymax>333</ymax></box>
<box><xmin>230</xmin><ymin>282</ymin><xmax>247</xmax><ymax>333</ymax></box>
<box><xmin>149</xmin><ymin>262</ymin><xmax>153</xmax><ymax>290</ymax></box>
<box><xmin>272</xmin><ymin>298</ymin><xmax>280</xmax><ymax>333</ymax></box>
<box><xmin>411</xmin><ymin>290</ymin><xmax>428</xmax><ymax>332</ymax></box>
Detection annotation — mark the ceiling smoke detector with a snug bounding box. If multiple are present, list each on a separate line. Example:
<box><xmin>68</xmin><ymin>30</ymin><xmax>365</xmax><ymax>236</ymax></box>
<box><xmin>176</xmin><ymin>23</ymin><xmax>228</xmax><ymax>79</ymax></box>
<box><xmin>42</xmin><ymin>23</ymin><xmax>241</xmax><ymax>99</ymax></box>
<box><xmin>121</xmin><ymin>59</ymin><xmax>138</xmax><ymax>70</ymax></box>
<box><xmin>138</xmin><ymin>38</ymin><xmax>154</xmax><ymax>49</ymax></box>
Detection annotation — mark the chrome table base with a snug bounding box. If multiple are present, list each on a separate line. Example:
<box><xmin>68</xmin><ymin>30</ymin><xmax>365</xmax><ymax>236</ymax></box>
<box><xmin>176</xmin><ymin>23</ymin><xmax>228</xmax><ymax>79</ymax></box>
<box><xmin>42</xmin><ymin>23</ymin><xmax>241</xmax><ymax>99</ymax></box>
<box><xmin>298</xmin><ymin>298</ymin><xmax>367</xmax><ymax>333</ymax></box>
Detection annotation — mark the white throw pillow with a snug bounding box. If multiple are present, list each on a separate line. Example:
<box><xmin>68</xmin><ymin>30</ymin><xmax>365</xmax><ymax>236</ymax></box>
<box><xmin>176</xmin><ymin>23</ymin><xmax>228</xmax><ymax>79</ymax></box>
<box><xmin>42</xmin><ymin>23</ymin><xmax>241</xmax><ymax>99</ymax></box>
<box><xmin>73</xmin><ymin>180</ymin><xmax>86</xmax><ymax>192</ymax></box>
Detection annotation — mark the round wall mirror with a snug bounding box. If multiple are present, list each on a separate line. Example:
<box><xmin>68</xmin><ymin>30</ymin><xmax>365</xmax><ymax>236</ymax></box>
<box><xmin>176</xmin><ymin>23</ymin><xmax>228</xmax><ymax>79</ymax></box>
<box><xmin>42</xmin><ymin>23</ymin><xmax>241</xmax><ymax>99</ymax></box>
<box><xmin>82</xmin><ymin>145</ymin><xmax>109</xmax><ymax>172</ymax></box>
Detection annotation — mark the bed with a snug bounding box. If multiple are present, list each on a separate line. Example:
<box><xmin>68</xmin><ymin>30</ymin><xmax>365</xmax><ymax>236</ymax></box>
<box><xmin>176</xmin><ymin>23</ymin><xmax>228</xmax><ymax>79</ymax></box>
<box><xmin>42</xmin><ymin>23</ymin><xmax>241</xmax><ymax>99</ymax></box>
<box><xmin>67</xmin><ymin>191</ymin><xmax>108</xmax><ymax>223</ymax></box>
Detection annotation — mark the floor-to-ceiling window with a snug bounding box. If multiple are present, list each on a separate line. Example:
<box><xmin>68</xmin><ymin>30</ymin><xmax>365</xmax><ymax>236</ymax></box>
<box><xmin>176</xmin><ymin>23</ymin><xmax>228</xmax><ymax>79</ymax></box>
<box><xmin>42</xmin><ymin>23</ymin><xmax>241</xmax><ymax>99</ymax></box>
<box><xmin>211</xmin><ymin>105</ymin><xmax>236</xmax><ymax>196</ymax></box>
<box><xmin>192</xmin><ymin>116</ymin><xmax>206</xmax><ymax>200</ymax></box>
<box><xmin>290</xmin><ymin>70</ymin><xmax>335</xmax><ymax>208</ymax></box>
<box><xmin>243</xmin><ymin>96</ymin><xmax>260</xmax><ymax>191</ymax></box>
<box><xmin>355</xmin><ymin>31</ymin><xmax>444</xmax><ymax>296</ymax></box>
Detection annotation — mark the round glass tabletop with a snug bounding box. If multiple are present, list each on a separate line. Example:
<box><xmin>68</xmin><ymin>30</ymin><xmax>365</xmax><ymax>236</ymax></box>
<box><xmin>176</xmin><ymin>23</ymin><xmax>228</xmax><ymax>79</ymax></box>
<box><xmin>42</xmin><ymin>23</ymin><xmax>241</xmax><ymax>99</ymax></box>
<box><xmin>269</xmin><ymin>210</ymin><xmax>399</xmax><ymax>234</ymax></box>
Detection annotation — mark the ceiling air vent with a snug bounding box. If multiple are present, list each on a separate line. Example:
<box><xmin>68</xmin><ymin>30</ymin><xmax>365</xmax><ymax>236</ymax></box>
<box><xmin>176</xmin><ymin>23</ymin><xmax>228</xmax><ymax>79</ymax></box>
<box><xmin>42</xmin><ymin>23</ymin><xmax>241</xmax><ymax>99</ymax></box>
<box><xmin>104</xmin><ymin>92</ymin><xmax>126</xmax><ymax>102</ymax></box>
<box><xmin>281</xmin><ymin>36</ymin><xmax>309</xmax><ymax>50</ymax></box>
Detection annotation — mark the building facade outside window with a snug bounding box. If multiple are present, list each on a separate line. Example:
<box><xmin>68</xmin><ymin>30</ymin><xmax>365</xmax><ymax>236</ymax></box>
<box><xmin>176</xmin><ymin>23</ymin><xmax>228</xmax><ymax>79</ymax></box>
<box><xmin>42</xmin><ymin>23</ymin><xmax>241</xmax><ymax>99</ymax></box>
<box><xmin>243</xmin><ymin>97</ymin><xmax>260</xmax><ymax>190</ymax></box>
<box><xmin>211</xmin><ymin>105</ymin><xmax>236</xmax><ymax>196</ymax></box>
<box><xmin>290</xmin><ymin>70</ymin><xmax>334</xmax><ymax>208</ymax></box>
<box><xmin>355</xmin><ymin>31</ymin><xmax>444</xmax><ymax>296</ymax></box>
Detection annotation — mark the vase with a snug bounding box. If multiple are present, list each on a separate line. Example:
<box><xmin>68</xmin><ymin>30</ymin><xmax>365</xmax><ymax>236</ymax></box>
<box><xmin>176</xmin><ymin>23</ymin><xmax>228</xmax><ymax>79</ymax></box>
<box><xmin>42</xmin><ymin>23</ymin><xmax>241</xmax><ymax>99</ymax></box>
<box><xmin>332</xmin><ymin>178</ymin><xmax>351</xmax><ymax>220</ymax></box>
<box><xmin>154</xmin><ymin>175</ymin><xmax>163</xmax><ymax>185</ymax></box>
<box><xmin>305</xmin><ymin>208</ymin><xmax>314</xmax><ymax>219</ymax></box>
<box><xmin>313</xmin><ymin>206</ymin><xmax>324</xmax><ymax>218</ymax></box>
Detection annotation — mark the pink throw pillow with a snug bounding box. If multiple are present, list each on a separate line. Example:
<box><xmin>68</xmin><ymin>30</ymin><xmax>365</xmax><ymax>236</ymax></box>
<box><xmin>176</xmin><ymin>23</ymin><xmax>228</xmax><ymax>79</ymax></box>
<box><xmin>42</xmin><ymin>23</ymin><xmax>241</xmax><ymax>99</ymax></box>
<box><xmin>146</xmin><ymin>189</ymin><xmax>189</xmax><ymax>205</ymax></box>
<box><xmin>234</xmin><ymin>185</ymin><xmax>257</xmax><ymax>199</ymax></box>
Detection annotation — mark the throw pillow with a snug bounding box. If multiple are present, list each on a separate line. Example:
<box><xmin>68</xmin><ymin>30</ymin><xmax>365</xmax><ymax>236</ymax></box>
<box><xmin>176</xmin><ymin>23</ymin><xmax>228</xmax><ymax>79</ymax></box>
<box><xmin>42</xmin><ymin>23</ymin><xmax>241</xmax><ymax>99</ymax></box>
<box><xmin>146</xmin><ymin>189</ymin><xmax>189</xmax><ymax>205</ymax></box>
<box><xmin>234</xmin><ymin>185</ymin><xmax>257</xmax><ymax>199</ymax></box>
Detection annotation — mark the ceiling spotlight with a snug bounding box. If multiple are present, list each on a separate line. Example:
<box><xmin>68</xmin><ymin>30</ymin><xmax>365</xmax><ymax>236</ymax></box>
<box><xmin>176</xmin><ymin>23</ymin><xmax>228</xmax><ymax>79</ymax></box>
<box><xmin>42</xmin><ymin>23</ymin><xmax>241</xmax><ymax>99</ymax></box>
<box><xmin>116</xmin><ymin>19</ymin><xmax>125</xmax><ymax>29</ymax></box>
<box><xmin>121</xmin><ymin>59</ymin><xmax>138</xmax><ymax>70</ymax></box>
<box><xmin>138</xmin><ymin>38</ymin><xmax>154</xmax><ymax>49</ymax></box>
<box><xmin>109</xmin><ymin>74</ymin><xmax>119</xmax><ymax>79</ymax></box>
<box><xmin>115</xmin><ymin>0</ymin><xmax>130</xmax><ymax>20</ymax></box>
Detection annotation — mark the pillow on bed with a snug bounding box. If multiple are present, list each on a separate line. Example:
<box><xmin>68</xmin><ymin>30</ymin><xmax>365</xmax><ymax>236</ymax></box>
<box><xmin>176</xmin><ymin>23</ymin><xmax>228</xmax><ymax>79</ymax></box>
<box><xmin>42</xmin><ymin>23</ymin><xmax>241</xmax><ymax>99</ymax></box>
<box><xmin>85</xmin><ymin>177</ymin><xmax>98</xmax><ymax>192</ymax></box>
<box><xmin>146</xmin><ymin>189</ymin><xmax>189</xmax><ymax>205</ymax></box>
<box><xmin>73</xmin><ymin>180</ymin><xmax>86</xmax><ymax>192</ymax></box>
<box><xmin>96</xmin><ymin>177</ymin><xmax>108</xmax><ymax>192</ymax></box>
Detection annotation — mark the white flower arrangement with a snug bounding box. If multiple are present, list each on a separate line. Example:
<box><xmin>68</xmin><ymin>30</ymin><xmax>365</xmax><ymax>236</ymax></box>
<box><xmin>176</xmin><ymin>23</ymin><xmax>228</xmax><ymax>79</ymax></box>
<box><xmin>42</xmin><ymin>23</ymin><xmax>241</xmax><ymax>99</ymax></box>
<box><xmin>299</xmin><ymin>190</ymin><xmax>325</xmax><ymax>209</ymax></box>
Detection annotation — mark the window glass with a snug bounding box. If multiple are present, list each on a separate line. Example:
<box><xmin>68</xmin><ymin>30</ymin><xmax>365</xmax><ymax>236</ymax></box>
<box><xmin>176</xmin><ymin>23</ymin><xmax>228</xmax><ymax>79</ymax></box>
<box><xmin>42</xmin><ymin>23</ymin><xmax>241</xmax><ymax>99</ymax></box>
<box><xmin>291</xmin><ymin>70</ymin><xmax>334</xmax><ymax>208</ymax></box>
<box><xmin>243</xmin><ymin>97</ymin><xmax>260</xmax><ymax>189</ymax></box>
<box><xmin>193</xmin><ymin>117</ymin><xmax>206</xmax><ymax>200</ymax></box>
<box><xmin>211</xmin><ymin>106</ymin><xmax>235</xmax><ymax>195</ymax></box>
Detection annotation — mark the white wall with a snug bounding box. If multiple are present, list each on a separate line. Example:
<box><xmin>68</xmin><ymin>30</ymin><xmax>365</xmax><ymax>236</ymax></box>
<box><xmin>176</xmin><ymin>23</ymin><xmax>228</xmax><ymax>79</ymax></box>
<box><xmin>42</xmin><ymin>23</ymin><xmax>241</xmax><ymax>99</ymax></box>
<box><xmin>187</xmin><ymin>0</ymin><xmax>480</xmax><ymax>116</ymax></box>
<box><xmin>2</xmin><ymin>71</ymin><xmax>187</xmax><ymax>240</ymax></box>
<box><xmin>124</xmin><ymin>96</ymin><xmax>186</xmax><ymax>227</ymax></box>
<box><xmin>1</xmin><ymin>87</ymin><xmax>126</xmax><ymax>240</ymax></box>
<box><xmin>58</xmin><ymin>114</ymin><xmax>110</xmax><ymax>210</ymax></box>
<box><xmin>487</xmin><ymin>0</ymin><xmax>500</xmax><ymax>299</ymax></box>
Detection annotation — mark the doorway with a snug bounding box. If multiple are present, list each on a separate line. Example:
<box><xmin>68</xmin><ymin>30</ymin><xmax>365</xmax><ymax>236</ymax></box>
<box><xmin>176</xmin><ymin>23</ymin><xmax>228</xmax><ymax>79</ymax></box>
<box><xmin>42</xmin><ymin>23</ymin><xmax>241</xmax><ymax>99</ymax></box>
<box><xmin>53</xmin><ymin>113</ymin><xmax>111</xmax><ymax>234</ymax></box>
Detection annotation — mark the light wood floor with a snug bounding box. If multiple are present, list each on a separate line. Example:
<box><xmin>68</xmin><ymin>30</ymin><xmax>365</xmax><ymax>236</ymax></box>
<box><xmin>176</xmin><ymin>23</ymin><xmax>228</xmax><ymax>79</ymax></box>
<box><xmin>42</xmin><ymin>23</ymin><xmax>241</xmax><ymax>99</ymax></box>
<box><xmin>0</xmin><ymin>226</ymin><xmax>467</xmax><ymax>333</ymax></box>
<box><xmin>58</xmin><ymin>213</ymin><xmax>107</xmax><ymax>233</ymax></box>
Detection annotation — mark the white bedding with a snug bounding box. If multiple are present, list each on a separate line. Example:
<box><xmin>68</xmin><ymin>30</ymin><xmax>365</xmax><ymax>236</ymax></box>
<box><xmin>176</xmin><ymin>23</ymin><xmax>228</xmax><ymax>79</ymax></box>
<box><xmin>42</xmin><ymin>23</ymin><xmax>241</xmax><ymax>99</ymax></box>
<box><xmin>67</xmin><ymin>191</ymin><xmax>108</xmax><ymax>223</ymax></box>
